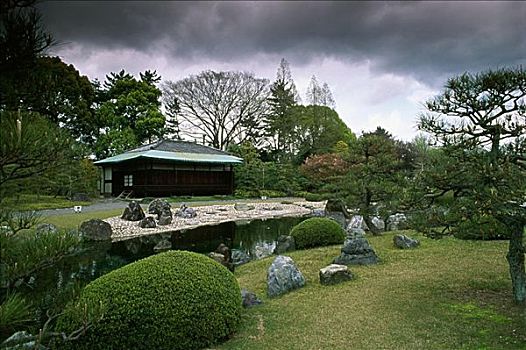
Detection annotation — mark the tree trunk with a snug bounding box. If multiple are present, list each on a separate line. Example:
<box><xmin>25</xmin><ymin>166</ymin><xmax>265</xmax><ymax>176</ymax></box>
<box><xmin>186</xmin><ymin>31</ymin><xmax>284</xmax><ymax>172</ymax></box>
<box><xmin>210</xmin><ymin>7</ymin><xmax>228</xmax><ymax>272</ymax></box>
<box><xmin>506</xmin><ymin>223</ymin><xmax>526</xmax><ymax>304</ymax></box>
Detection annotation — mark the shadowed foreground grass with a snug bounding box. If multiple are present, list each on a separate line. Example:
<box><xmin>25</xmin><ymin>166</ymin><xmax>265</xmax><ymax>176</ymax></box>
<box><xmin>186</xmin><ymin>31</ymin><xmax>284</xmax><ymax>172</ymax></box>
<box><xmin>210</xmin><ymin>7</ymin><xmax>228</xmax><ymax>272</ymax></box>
<box><xmin>223</xmin><ymin>232</ymin><xmax>525</xmax><ymax>350</ymax></box>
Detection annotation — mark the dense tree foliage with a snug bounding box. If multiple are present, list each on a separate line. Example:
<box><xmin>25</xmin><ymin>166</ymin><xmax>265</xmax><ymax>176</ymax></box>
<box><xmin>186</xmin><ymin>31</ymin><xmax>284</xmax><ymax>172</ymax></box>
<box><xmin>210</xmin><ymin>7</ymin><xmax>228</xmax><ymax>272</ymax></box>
<box><xmin>162</xmin><ymin>70</ymin><xmax>270</xmax><ymax>150</ymax></box>
<box><xmin>339</xmin><ymin>127</ymin><xmax>407</xmax><ymax>234</ymax></box>
<box><xmin>287</xmin><ymin>105</ymin><xmax>354</xmax><ymax>164</ymax></box>
<box><xmin>265</xmin><ymin>59</ymin><xmax>299</xmax><ymax>160</ymax></box>
<box><xmin>414</xmin><ymin>67</ymin><xmax>526</xmax><ymax>303</ymax></box>
<box><xmin>93</xmin><ymin>70</ymin><xmax>165</xmax><ymax>158</ymax></box>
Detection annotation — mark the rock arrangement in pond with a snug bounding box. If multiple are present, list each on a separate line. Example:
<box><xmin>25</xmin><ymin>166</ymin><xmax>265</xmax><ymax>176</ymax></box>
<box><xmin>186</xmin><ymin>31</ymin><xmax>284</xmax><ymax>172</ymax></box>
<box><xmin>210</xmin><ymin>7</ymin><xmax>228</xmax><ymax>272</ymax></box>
<box><xmin>273</xmin><ymin>235</ymin><xmax>296</xmax><ymax>254</ymax></box>
<box><xmin>231</xmin><ymin>249</ymin><xmax>251</xmax><ymax>266</ymax></box>
<box><xmin>175</xmin><ymin>203</ymin><xmax>197</xmax><ymax>218</ymax></box>
<box><xmin>333</xmin><ymin>232</ymin><xmax>379</xmax><ymax>265</ymax></box>
<box><xmin>80</xmin><ymin>219</ymin><xmax>113</xmax><ymax>241</ymax></box>
<box><xmin>319</xmin><ymin>264</ymin><xmax>354</xmax><ymax>285</ymax></box>
<box><xmin>139</xmin><ymin>216</ymin><xmax>157</xmax><ymax>228</ymax></box>
<box><xmin>393</xmin><ymin>234</ymin><xmax>420</xmax><ymax>249</ymax></box>
<box><xmin>208</xmin><ymin>243</ymin><xmax>234</xmax><ymax>272</ymax></box>
<box><xmin>106</xmin><ymin>200</ymin><xmax>326</xmax><ymax>241</ymax></box>
<box><xmin>267</xmin><ymin>255</ymin><xmax>305</xmax><ymax>297</ymax></box>
<box><xmin>121</xmin><ymin>201</ymin><xmax>146</xmax><ymax>221</ymax></box>
<box><xmin>148</xmin><ymin>198</ymin><xmax>171</xmax><ymax>218</ymax></box>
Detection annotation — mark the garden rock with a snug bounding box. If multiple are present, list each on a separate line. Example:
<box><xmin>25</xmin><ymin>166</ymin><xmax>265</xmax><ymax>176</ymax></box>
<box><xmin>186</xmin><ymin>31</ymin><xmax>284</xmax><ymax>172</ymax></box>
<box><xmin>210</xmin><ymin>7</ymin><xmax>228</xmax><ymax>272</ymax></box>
<box><xmin>371</xmin><ymin>216</ymin><xmax>385</xmax><ymax>232</ymax></box>
<box><xmin>121</xmin><ymin>201</ymin><xmax>145</xmax><ymax>221</ymax></box>
<box><xmin>347</xmin><ymin>227</ymin><xmax>366</xmax><ymax>237</ymax></box>
<box><xmin>386</xmin><ymin>213</ymin><xmax>408</xmax><ymax>231</ymax></box>
<box><xmin>207</xmin><ymin>252</ymin><xmax>234</xmax><ymax>272</ymax></box>
<box><xmin>234</xmin><ymin>203</ymin><xmax>255</xmax><ymax>211</ymax></box>
<box><xmin>267</xmin><ymin>255</ymin><xmax>305</xmax><ymax>297</ymax></box>
<box><xmin>319</xmin><ymin>264</ymin><xmax>354</xmax><ymax>285</ymax></box>
<box><xmin>241</xmin><ymin>288</ymin><xmax>262</xmax><ymax>308</ymax></box>
<box><xmin>254</xmin><ymin>242</ymin><xmax>275</xmax><ymax>259</ymax></box>
<box><xmin>333</xmin><ymin>236</ymin><xmax>379</xmax><ymax>265</ymax></box>
<box><xmin>231</xmin><ymin>249</ymin><xmax>251</xmax><ymax>266</ymax></box>
<box><xmin>148</xmin><ymin>198</ymin><xmax>172</xmax><ymax>219</ymax></box>
<box><xmin>393</xmin><ymin>234</ymin><xmax>420</xmax><ymax>249</ymax></box>
<box><xmin>158</xmin><ymin>209</ymin><xmax>173</xmax><ymax>225</ymax></box>
<box><xmin>153</xmin><ymin>238</ymin><xmax>172</xmax><ymax>252</ymax></box>
<box><xmin>80</xmin><ymin>219</ymin><xmax>112</xmax><ymax>241</ymax></box>
<box><xmin>176</xmin><ymin>203</ymin><xmax>197</xmax><ymax>218</ymax></box>
<box><xmin>35</xmin><ymin>223</ymin><xmax>57</xmax><ymax>235</ymax></box>
<box><xmin>347</xmin><ymin>215</ymin><xmax>369</xmax><ymax>231</ymax></box>
<box><xmin>273</xmin><ymin>235</ymin><xmax>296</xmax><ymax>254</ymax></box>
<box><xmin>1</xmin><ymin>331</ymin><xmax>46</xmax><ymax>350</ymax></box>
<box><xmin>139</xmin><ymin>216</ymin><xmax>157</xmax><ymax>228</ymax></box>
<box><xmin>311</xmin><ymin>208</ymin><xmax>325</xmax><ymax>217</ymax></box>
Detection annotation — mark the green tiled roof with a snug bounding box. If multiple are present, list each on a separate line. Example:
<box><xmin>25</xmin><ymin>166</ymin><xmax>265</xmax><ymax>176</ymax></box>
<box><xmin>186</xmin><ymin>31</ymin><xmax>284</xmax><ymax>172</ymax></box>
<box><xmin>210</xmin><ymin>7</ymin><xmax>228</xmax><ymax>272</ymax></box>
<box><xmin>94</xmin><ymin>149</ymin><xmax>243</xmax><ymax>165</ymax></box>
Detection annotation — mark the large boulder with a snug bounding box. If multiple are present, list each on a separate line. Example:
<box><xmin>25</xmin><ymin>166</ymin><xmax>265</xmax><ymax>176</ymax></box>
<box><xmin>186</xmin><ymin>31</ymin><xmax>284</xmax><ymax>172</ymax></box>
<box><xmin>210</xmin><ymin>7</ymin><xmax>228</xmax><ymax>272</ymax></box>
<box><xmin>175</xmin><ymin>203</ymin><xmax>197</xmax><ymax>218</ymax></box>
<box><xmin>267</xmin><ymin>255</ymin><xmax>305</xmax><ymax>297</ymax></box>
<box><xmin>347</xmin><ymin>215</ymin><xmax>369</xmax><ymax>231</ymax></box>
<box><xmin>80</xmin><ymin>219</ymin><xmax>112</xmax><ymax>241</ymax></box>
<box><xmin>386</xmin><ymin>213</ymin><xmax>409</xmax><ymax>231</ymax></box>
<box><xmin>319</xmin><ymin>264</ymin><xmax>354</xmax><ymax>285</ymax></box>
<box><xmin>273</xmin><ymin>235</ymin><xmax>296</xmax><ymax>254</ymax></box>
<box><xmin>158</xmin><ymin>209</ymin><xmax>173</xmax><ymax>225</ymax></box>
<box><xmin>333</xmin><ymin>236</ymin><xmax>379</xmax><ymax>265</ymax></box>
<box><xmin>148</xmin><ymin>198</ymin><xmax>172</xmax><ymax>219</ymax></box>
<box><xmin>393</xmin><ymin>234</ymin><xmax>420</xmax><ymax>249</ymax></box>
<box><xmin>139</xmin><ymin>216</ymin><xmax>157</xmax><ymax>229</ymax></box>
<box><xmin>121</xmin><ymin>201</ymin><xmax>146</xmax><ymax>221</ymax></box>
<box><xmin>371</xmin><ymin>216</ymin><xmax>385</xmax><ymax>232</ymax></box>
<box><xmin>241</xmin><ymin>288</ymin><xmax>262</xmax><ymax>308</ymax></box>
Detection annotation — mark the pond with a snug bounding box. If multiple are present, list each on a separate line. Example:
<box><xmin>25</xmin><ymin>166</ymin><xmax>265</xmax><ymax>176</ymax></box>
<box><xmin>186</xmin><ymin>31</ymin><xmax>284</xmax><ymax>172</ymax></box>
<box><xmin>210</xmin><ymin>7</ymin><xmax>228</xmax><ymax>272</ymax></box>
<box><xmin>21</xmin><ymin>216</ymin><xmax>307</xmax><ymax>306</ymax></box>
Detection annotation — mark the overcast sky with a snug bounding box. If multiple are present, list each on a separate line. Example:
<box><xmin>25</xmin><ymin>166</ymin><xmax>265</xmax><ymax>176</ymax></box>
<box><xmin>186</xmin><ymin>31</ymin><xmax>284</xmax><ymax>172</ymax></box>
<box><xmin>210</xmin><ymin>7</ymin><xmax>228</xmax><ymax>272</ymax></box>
<box><xmin>37</xmin><ymin>1</ymin><xmax>526</xmax><ymax>141</ymax></box>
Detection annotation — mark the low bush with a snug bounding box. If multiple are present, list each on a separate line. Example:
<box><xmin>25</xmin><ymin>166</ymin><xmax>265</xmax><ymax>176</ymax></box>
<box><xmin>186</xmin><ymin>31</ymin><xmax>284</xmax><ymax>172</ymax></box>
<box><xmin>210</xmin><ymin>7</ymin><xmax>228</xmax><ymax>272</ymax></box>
<box><xmin>56</xmin><ymin>250</ymin><xmax>242</xmax><ymax>350</ymax></box>
<box><xmin>290</xmin><ymin>218</ymin><xmax>346</xmax><ymax>249</ymax></box>
<box><xmin>304</xmin><ymin>193</ymin><xmax>325</xmax><ymax>202</ymax></box>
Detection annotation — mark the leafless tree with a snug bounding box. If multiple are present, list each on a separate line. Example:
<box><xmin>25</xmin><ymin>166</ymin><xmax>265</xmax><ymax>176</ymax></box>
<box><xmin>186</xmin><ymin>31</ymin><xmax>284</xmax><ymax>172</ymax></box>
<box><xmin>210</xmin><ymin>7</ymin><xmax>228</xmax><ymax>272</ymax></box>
<box><xmin>162</xmin><ymin>70</ymin><xmax>270</xmax><ymax>150</ymax></box>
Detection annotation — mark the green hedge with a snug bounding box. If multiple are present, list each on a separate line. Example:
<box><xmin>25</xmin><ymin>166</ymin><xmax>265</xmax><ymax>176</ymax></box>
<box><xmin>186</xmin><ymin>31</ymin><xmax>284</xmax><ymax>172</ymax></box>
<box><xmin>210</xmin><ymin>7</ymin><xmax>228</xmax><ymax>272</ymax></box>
<box><xmin>290</xmin><ymin>218</ymin><xmax>346</xmax><ymax>249</ymax></box>
<box><xmin>56</xmin><ymin>250</ymin><xmax>242</xmax><ymax>350</ymax></box>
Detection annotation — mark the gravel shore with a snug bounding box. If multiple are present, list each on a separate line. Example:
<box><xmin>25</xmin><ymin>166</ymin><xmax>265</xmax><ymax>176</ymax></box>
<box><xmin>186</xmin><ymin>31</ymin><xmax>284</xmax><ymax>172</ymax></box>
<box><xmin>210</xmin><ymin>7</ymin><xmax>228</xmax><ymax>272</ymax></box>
<box><xmin>106</xmin><ymin>200</ymin><xmax>325</xmax><ymax>242</ymax></box>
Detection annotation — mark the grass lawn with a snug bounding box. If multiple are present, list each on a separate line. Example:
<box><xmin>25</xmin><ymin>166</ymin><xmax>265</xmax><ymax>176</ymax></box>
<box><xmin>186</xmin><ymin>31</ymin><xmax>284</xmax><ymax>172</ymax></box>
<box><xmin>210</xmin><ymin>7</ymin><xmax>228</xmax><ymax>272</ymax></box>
<box><xmin>42</xmin><ymin>209</ymin><xmax>123</xmax><ymax>230</ymax></box>
<box><xmin>2</xmin><ymin>194</ymin><xmax>92</xmax><ymax>211</ymax></box>
<box><xmin>223</xmin><ymin>232</ymin><xmax>526</xmax><ymax>350</ymax></box>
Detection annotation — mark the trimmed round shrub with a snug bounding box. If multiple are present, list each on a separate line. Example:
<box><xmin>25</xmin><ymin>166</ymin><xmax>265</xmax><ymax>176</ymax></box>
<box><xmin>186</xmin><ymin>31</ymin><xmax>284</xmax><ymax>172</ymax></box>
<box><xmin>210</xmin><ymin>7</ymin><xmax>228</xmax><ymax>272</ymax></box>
<box><xmin>290</xmin><ymin>217</ymin><xmax>346</xmax><ymax>249</ymax></box>
<box><xmin>56</xmin><ymin>250</ymin><xmax>242</xmax><ymax>350</ymax></box>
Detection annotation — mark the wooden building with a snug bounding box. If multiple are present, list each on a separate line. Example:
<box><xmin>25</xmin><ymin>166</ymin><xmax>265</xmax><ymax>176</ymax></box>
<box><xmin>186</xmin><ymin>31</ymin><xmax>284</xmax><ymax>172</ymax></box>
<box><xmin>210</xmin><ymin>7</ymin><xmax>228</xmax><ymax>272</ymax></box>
<box><xmin>94</xmin><ymin>140</ymin><xmax>243</xmax><ymax>197</ymax></box>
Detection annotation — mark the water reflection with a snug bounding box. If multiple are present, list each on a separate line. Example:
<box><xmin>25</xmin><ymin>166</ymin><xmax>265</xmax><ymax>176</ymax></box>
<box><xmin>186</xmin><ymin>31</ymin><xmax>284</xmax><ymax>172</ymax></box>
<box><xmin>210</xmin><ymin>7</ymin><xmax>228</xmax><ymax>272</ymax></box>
<box><xmin>26</xmin><ymin>217</ymin><xmax>306</xmax><ymax>303</ymax></box>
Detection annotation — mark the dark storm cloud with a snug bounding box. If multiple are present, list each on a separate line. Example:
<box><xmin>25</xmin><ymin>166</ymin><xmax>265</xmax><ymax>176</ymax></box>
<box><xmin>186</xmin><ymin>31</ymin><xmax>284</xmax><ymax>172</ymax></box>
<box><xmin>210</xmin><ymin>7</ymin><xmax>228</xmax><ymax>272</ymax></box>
<box><xmin>38</xmin><ymin>1</ymin><xmax>526</xmax><ymax>86</ymax></box>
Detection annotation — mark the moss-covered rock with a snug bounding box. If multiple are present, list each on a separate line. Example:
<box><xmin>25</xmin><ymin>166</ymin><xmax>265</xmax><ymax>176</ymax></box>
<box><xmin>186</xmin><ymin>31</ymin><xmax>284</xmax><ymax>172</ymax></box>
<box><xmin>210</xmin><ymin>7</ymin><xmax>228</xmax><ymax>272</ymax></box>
<box><xmin>56</xmin><ymin>250</ymin><xmax>241</xmax><ymax>350</ymax></box>
<box><xmin>290</xmin><ymin>217</ymin><xmax>346</xmax><ymax>249</ymax></box>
